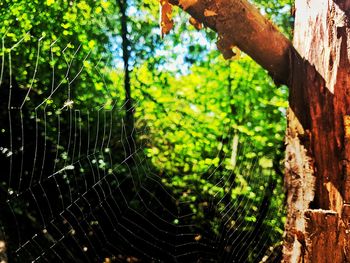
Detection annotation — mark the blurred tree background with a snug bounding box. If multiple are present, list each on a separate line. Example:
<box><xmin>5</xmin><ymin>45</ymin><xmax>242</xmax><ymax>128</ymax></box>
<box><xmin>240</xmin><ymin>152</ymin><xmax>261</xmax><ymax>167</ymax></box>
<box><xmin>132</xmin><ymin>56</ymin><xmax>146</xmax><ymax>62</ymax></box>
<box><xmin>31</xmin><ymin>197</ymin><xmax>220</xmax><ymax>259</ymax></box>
<box><xmin>0</xmin><ymin>0</ymin><xmax>292</xmax><ymax>262</ymax></box>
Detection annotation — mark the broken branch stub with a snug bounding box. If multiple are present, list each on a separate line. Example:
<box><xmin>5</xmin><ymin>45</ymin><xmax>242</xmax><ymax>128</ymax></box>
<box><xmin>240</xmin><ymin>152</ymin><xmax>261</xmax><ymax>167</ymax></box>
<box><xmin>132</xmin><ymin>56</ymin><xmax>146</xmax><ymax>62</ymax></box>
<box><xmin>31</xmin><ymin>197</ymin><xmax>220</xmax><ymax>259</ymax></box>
<box><xmin>160</xmin><ymin>0</ymin><xmax>174</xmax><ymax>37</ymax></box>
<box><xmin>168</xmin><ymin>0</ymin><xmax>292</xmax><ymax>84</ymax></box>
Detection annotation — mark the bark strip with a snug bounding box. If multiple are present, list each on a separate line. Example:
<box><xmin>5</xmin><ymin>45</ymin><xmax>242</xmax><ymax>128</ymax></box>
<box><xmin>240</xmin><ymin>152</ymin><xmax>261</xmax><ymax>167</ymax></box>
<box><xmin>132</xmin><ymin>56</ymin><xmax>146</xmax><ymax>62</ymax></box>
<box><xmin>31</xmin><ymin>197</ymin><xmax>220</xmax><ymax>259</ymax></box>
<box><xmin>169</xmin><ymin>0</ymin><xmax>292</xmax><ymax>84</ymax></box>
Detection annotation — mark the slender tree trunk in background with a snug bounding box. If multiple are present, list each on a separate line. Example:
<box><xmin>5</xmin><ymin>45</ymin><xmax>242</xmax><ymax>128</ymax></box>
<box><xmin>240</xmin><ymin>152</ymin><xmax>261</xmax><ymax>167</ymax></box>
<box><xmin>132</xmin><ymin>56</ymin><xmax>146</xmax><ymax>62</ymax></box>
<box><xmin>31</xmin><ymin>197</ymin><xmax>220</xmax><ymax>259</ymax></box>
<box><xmin>117</xmin><ymin>0</ymin><xmax>135</xmax><ymax>157</ymax></box>
<box><xmin>169</xmin><ymin>0</ymin><xmax>350</xmax><ymax>261</ymax></box>
<box><xmin>283</xmin><ymin>0</ymin><xmax>350</xmax><ymax>261</ymax></box>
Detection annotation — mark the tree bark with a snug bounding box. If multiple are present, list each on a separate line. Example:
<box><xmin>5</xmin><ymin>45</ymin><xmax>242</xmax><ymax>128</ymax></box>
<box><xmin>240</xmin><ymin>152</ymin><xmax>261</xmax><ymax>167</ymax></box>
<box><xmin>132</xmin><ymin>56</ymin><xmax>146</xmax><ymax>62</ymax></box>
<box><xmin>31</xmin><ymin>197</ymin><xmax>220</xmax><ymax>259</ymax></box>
<box><xmin>170</xmin><ymin>0</ymin><xmax>350</xmax><ymax>262</ymax></box>
<box><xmin>283</xmin><ymin>0</ymin><xmax>350</xmax><ymax>262</ymax></box>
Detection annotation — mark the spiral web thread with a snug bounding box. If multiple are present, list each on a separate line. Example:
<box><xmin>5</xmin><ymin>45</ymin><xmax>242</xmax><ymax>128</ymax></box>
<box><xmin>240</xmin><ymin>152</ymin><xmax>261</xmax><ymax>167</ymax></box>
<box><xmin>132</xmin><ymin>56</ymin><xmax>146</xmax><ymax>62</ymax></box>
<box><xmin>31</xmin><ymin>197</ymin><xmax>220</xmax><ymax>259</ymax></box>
<box><xmin>0</xmin><ymin>31</ymin><xmax>284</xmax><ymax>263</ymax></box>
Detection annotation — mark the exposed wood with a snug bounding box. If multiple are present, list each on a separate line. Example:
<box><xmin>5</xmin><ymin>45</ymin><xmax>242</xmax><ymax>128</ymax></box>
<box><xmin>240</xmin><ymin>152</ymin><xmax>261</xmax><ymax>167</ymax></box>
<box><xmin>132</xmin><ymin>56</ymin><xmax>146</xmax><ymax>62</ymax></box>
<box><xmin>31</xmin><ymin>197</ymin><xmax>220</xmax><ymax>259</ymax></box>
<box><xmin>283</xmin><ymin>106</ymin><xmax>316</xmax><ymax>262</ymax></box>
<box><xmin>168</xmin><ymin>0</ymin><xmax>292</xmax><ymax>84</ymax></box>
<box><xmin>304</xmin><ymin>210</ymin><xmax>344</xmax><ymax>263</ymax></box>
<box><xmin>283</xmin><ymin>0</ymin><xmax>350</xmax><ymax>262</ymax></box>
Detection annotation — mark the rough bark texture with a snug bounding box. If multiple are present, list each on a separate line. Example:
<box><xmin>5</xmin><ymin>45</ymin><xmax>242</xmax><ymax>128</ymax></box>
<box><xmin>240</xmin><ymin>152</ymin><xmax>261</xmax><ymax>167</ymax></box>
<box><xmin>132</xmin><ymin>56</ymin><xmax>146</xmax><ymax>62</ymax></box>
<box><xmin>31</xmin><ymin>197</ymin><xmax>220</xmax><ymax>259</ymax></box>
<box><xmin>168</xmin><ymin>0</ymin><xmax>292</xmax><ymax>84</ymax></box>
<box><xmin>283</xmin><ymin>0</ymin><xmax>350</xmax><ymax>262</ymax></box>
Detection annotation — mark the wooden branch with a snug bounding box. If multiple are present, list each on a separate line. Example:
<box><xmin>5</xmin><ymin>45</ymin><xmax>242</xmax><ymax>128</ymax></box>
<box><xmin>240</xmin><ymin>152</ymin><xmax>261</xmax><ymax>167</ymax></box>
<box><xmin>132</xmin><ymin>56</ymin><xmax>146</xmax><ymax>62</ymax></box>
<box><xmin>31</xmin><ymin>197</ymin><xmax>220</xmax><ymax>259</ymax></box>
<box><xmin>169</xmin><ymin>0</ymin><xmax>293</xmax><ymax>84</ymax></box>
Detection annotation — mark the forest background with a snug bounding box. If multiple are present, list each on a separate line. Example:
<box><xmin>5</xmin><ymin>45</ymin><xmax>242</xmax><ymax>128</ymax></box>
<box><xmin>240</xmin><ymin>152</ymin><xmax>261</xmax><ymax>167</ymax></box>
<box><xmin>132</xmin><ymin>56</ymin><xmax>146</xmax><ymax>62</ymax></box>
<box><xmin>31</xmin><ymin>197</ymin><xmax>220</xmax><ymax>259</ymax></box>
<box><xmin>0</xmin><ymin>0</ymin><xmax>293</xmax><ymax>262</ymax></box>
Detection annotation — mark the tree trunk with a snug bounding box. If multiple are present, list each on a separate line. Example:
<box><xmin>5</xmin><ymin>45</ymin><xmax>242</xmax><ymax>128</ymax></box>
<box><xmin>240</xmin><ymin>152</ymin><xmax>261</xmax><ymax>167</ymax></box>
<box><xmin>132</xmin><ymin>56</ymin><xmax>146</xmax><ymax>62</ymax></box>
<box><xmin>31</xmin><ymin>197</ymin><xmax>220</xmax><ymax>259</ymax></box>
<box><xmin>117</xmin><ymin>0</ymin><xmax>136</xmax><ymax>158</ymax></box>
<box><xmin>169</xmin><ymin>0</ymin><xmax>350</xmax><ymax>261</ymax></box>
<box><xmin>283</xmin><ymin>0</ymin><xmax>350</xmax><ymax>261</ymax></box>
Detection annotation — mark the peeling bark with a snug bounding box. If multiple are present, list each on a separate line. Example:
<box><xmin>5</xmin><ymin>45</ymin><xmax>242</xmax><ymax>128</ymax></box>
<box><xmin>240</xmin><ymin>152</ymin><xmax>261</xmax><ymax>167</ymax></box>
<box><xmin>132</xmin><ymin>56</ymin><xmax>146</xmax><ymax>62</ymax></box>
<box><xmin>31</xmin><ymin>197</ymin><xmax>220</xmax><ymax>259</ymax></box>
<box><xmin>283</xmin><ymin>107</ymin><xmax>316</xmax><ymax>262</ymax></box>
<box><xmin>169</xmin><ymin>0</ymin><xmax>292</xmax><ymax>84</ymax></box>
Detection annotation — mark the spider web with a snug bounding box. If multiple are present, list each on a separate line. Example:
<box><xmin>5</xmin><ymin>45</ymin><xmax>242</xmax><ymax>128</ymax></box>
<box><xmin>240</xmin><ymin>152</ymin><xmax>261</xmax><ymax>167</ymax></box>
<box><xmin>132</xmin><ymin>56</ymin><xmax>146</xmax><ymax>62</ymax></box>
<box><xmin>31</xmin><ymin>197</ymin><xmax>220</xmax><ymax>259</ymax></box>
<box><xmin>0</xmin><ymin>31</ymin><xmax>285</xmax><ymax>263</ymax></box>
